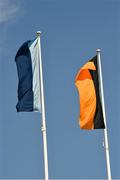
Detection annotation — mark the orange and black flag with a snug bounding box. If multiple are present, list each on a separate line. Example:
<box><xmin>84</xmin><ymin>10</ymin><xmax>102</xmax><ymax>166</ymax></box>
<box><xmin>75</xmin><ymin>56</ymin><xmax>105</xmax><ymax>130</ymax></box>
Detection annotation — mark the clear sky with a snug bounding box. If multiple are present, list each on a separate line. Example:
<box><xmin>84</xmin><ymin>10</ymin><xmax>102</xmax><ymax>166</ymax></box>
<box><xmin>0</xmin><ymin>0</ymin><xmax>119</xmax><ymax>179</ymax></box>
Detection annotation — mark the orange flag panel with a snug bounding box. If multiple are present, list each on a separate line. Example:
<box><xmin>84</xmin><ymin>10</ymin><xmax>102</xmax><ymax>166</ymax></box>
<box><xmin>75</xmin><ymin>62</ymin><xmax>96</xmax><ymax>130</ymax></box>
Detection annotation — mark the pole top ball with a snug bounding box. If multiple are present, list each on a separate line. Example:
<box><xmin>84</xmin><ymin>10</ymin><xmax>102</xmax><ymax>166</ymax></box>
<box><xmin>36</xmin><ymin>31</ymin><xmax>42</xmax><ymax>37</ymax></box>
<box><xmin>96</xmin><ymin>48</ymin><xmax>101</xmax><ymax>52</ymax></box>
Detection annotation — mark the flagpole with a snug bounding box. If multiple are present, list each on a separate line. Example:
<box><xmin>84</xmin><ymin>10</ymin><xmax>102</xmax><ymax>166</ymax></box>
<box><xmin>96</xmin><ymin>49</ymin><xmax>112</xmax><ymax>180</ymax></box>
<box><xmin>37</xmin><ymin>31</ymin><xmax>49</xmax><ymax>180</ymax></box>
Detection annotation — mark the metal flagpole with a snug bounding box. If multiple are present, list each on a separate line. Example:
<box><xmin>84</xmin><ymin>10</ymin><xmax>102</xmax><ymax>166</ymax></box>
<box><xmin>37</xmin><ymin>31</ymin><xmax>49</xmax><ymax>180</ymax></box>
<box><xmin>96</xmin><ymin>49</ymin><xmax>112</xmax><ymax>180</ymax></box>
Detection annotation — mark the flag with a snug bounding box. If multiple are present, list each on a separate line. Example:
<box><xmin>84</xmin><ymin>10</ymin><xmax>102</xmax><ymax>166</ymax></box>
<box><xmin>15</xmin><ymin>39</ymin><xmax>41</xmax><ymax>112</ymax></box>
<box><xmin>75</xmin><ymin>56</ymin><xmax>105</xmax><ymax>130</ymax></box>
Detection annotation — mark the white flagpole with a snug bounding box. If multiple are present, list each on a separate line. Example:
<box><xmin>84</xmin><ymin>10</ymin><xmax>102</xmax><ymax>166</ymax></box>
<box><xmin>37</xmin><ymin>31</ymin><xmax>49</xmax><ymax>180</ymax></box>
<box><xmin>96</xmin><ymin>49</ymin><xmax>112</xmax><ymax>180</ymax></box>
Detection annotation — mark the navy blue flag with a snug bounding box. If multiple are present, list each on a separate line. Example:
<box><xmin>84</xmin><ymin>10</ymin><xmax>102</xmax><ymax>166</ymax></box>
<box><xmin>15</xmin><ymin>39</ymin><xmax>41</xmax><ymax>112</ymax></box>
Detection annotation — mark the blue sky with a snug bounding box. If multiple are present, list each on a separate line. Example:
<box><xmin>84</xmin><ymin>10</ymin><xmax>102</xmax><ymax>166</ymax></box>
<box><xmin>0</xmin><ymin>0</ymin><xmax>119</xmax><ymax>179</ymax></box>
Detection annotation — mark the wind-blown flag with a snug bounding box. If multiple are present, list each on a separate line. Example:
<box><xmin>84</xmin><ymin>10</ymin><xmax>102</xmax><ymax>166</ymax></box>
<box><xmin>15</xmin><ymin>39</ymin><xmax>41</xmax><ymax>112</ymax></box>
<box><xmin>75</xmin><ymin>56</ymin><xmax>105</xmax><ymax>130</ymax></box>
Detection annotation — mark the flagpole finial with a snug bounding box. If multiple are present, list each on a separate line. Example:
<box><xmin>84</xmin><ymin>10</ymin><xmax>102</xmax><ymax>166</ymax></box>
<box><xmin>96</xmin><ymin>48</ymin><xmax>101</xmax><ymax>52</ymax></box>
<box><xmin>36</xmin><ymin>31</ymin><xmax>42</xmax><ymax>37</ymax></box>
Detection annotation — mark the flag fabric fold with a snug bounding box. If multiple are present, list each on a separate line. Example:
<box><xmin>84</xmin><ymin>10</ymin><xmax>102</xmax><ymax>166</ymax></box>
<box><xmin>15</xmin><ymin>39</ymin><xmax>41</xmax><ymax>112</ymax></box>
<box><xmin>75</xmin><ymin>56</ymin><xmax>105</xmax><ymax>130</ymax></box>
